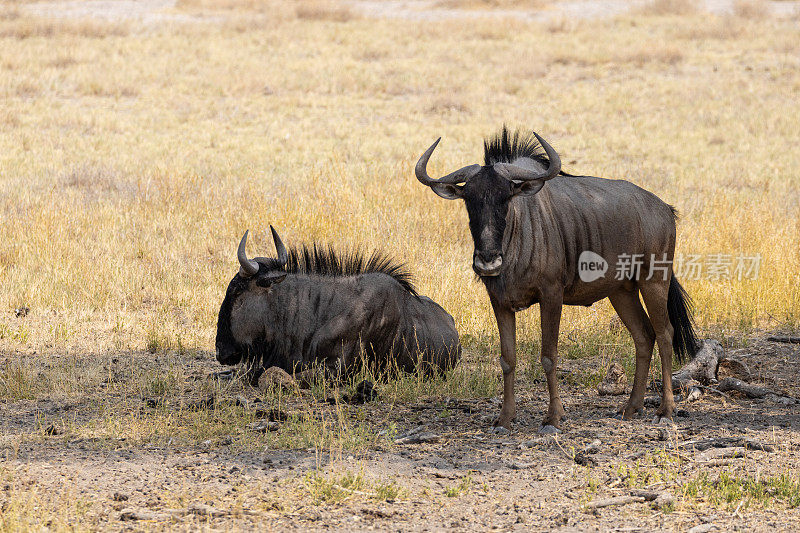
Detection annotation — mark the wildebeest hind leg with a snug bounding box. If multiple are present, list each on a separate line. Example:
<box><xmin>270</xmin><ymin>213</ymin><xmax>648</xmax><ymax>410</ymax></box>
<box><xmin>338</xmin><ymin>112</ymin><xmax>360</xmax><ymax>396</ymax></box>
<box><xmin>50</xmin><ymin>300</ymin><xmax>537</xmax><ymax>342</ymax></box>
<box><xmin>608</xmin><ymin>289</ymin><xmax>655</xmax><ymax>419</ymax></box>
<box><xmin>639</xmin><ymin>280</ymin><xmax>676</xmax><ymax>421</ymax></box>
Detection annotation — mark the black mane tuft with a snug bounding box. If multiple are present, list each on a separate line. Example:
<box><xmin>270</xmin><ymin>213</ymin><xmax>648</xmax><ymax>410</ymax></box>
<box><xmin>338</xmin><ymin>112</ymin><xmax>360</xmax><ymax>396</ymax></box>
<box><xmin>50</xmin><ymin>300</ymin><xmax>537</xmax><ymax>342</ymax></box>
<box><xmin>264</xmin><ymin>244</ymin><xmax>417</xmax><ymax>296</ymax></box>
<box><xmin>483</xmin><ymin>125</ymin><xmax>573</xmax><ymax>176</ymax></box>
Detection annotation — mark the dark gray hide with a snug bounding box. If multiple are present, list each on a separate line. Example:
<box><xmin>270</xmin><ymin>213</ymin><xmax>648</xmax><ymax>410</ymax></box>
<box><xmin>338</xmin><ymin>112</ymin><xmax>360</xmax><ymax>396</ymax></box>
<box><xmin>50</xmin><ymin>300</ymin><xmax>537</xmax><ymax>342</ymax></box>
<box><xmin>215</xmin><ymin>228</ymin><xmax>461</xmax><ymax>381</ymax></box>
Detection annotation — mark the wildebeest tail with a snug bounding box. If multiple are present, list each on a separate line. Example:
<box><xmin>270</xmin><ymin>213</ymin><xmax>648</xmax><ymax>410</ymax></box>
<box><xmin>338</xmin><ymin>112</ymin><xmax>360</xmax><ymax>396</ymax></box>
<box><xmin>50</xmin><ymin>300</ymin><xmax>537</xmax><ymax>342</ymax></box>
<box><xmin>667</xmin><ymin>275</ymin><xmax>699</xmax><ymax>364</ymax></box>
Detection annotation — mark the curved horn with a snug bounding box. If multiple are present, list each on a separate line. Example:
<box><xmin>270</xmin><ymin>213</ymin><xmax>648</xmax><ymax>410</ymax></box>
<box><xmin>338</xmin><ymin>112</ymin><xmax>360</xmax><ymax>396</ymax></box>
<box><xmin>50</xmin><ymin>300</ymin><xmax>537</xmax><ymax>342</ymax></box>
<box><xmin>270</xmin><ymin>225</ymin><xmax>288</xmax><ymax>267</ymax></box>
<box><xmin>237</xmin><ymin>230</ymin><xmax>259</xmax><ymax>277</ymax></box>
<box><xmin>493</xmin><ymin>132</ymin><xmax>562</xmax><ymax>182</ymax></box>
<box><xmin>415</xmin><ymin>138</ymin><xmax>481</xmax><ymax>186</ymax></box>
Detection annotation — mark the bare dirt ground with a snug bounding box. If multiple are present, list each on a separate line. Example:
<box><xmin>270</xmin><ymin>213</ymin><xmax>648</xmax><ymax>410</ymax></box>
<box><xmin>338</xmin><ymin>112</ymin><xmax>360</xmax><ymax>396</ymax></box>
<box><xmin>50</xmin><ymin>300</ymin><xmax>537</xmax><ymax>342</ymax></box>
<box><xmin>3</xmin><ymin>335</ymin><xmax>799</xmax><ymax>531</ymax></box>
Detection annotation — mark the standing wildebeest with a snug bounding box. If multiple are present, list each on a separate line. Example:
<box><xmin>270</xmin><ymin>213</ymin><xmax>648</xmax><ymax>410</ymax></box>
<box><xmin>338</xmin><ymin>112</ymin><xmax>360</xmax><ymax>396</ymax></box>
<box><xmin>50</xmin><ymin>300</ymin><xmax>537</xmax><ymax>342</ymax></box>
<box><xmin>215</xmin><ymin>227</ymin><xmax>461</xmax><ymax>382</ymax></box>
<box><xmin>414</xmin><ymin>127</ymin><xmax>698</xmax><ymax>431</ymax></box>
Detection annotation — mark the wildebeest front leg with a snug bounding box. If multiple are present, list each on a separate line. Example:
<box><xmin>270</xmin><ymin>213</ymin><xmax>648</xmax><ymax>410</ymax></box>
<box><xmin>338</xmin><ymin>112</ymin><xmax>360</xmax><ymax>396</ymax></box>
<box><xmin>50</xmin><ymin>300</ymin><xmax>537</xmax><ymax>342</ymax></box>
<box><xmin>540</xmin><ymin>294</ymin><xmax>565</xmax><ymax>429</ymax></box>
<box><xmin>308</xmin><ymin>315</ymin><xmax>354</xmax><ymax>377</ymax></box>
<box><xmin>490</xmin><ymin>300</ymin><xmax>516</xmax><ymax>430</ymax></box>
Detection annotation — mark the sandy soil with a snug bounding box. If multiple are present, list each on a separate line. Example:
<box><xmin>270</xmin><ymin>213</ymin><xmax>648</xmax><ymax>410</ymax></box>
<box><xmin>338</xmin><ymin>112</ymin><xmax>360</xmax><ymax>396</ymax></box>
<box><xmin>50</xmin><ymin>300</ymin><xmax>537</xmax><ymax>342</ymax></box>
<box><xmin>3</xmin><ymin>335</ymin><xmax>799</xmax><ymax>531</ymax></box>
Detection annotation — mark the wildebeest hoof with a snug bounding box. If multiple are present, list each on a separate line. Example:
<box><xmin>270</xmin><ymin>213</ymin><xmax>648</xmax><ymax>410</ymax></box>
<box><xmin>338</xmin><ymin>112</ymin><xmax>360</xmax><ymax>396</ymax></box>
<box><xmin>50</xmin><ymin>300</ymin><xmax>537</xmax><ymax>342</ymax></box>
<box><xmin>652</xmin><ymin>415</ymin><xmax>676</xmax><ymax>426</ymax></box>
<box><xmin>538</xmin><ymin>424</ymin><xmax>560</xmax><ymax>435</ymax></box>
<box><xmin>617</xmin><ymin>403</ymin><xmax>644</xmax><ymax>419</ymax></box>
<box><xmin>492</xmin><ymin>426</ymin><xmax>511</xmax><ymax>435</ymax></box>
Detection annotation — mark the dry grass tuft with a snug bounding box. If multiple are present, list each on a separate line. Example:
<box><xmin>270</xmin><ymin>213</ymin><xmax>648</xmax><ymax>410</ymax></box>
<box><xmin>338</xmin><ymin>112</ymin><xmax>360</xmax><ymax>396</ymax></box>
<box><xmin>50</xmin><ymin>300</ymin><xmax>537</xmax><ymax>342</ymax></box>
<box><xmin>677</xmin><ymin>17</ymin><xmax>747</xmax><ymax>40</ymax></box>
<box><xmin>426</xmin><ymin>96</ymin><xmax>470</xmax><ymax>114</ymax></box>
<box><xmin>619</xmin><ymin>45</ymin><xmax>683</xmax><ymax>66</ymax></box>
<box><xmin>435</xmin><ymin>0</ymin><xmax>547</xmax><ymax>8</ymax></box>
<box><xmin>545</xmin><ymin>16</ymin><xmax>581</xmax><ymax>34</ymax></box>
<box><xmin>295</xmin><ymin>1</ymin><xmax>357</xmax><ymax>22</ymax></box>
<box><xmin>637</xmin><ymin>0</ymin><xmax>697</xmax><ymax>16</ymax></box>
<box><xmin>732</xmin><ymin>0</ymin><xmax>770</xmax><ymax>20</ymax></box>
<box><xmin>0</xmin><ymin>17</ymin><xmax>129</xmax><ymax>39</ymax></box>
<box><xmin>176</xmin><ymin>0</ymin><xmax>271</xmax><ymax>11</ymax></box>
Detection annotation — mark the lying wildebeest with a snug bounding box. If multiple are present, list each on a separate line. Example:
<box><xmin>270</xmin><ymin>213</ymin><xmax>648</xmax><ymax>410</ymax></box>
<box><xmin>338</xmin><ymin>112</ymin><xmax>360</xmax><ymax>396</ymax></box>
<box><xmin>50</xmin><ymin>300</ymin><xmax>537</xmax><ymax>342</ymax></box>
<box><xmin>215</xmin><ymin>227</ymin><xmax>461</xmax><ymax>383</ymax></box>
<box><xmin>414</xmin><ymin>127</ymin><xmax>698</xmax><ymax>431</ymax></box>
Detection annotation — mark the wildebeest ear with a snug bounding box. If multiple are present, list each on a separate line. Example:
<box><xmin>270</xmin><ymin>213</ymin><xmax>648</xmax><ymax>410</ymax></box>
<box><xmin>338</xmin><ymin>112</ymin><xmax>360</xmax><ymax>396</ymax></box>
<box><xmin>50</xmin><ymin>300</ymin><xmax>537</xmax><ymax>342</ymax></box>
<box><xmin>255</xmin><ymin>271</ymin><xmax>287</xmax><ymax>287</ymax></box>
<box><xmin>511</xmin><ymin>180</ymin><xmax>545</xmax><ymax>197</ymax></box>
<box><xmin>430</xmin><ymin>183</ymin><xmax>463</xmax><ymax>200</ymax></box>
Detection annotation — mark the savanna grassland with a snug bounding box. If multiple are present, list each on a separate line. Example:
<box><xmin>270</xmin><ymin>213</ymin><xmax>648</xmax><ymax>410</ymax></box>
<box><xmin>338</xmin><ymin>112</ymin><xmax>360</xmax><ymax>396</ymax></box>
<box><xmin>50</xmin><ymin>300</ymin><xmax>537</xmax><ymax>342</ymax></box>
<box><xmin>1</xmin><ymin>0</ymin><xmax>800</xmax><ymax>531</ymax></box>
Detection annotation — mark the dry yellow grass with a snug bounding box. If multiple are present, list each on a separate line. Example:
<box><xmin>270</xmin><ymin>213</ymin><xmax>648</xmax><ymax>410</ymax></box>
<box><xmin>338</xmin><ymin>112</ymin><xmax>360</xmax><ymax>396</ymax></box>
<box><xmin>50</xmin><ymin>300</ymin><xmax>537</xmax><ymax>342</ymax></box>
<box><xmin>0</xmin><ymin>2</ymin><xmax>798</xmax><ymax>365</ymax></box>
<box><xmin>637</xmin><ymin>0</ymin><xmax>697</xmax><ymax>16</ymax></box>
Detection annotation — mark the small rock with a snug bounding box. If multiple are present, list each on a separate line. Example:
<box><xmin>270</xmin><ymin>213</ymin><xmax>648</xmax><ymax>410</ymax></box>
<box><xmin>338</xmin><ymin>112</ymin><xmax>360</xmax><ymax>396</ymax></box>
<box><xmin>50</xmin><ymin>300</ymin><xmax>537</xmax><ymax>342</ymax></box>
<box><xmin>688</xmin><ymin>524</ymin><xmax>717</xmax><ymax>533</ymax></box>
<box><xmin>574</xmin><ymin>452</ymin><xmax>597</xmax><ymax>466</ymax></box>
<box><xmin>654</xmin><ymin>491</ymin><xmax>675</xmax><ymax>509</ymax></box>
<box><xmin>343</xmin><ymin>380</ymin><xmax>378</xmax><ymax>404</ymax></box>
<box><xmin>119</xmin><ymin>509</ymin><xmax>168</xmax><ymax>521</ymax></box>
<box><xmin>394</xmin><ymin>432</ymin><xmax>440</xmax><ymax>445</ymax></box>
<box><xmin>538</xmin><ymin>425</ymin><xmax>560</xmax><ymax>435</ymax></box>
<box><xmin>249</xmin><ymin>420</ymin><xmax>280</xmax><ymax>432</ymax></box>
<box><xmin>697</xmin><ymin>447</ymin><xmax>746</xmax><ymax>462</ymax></box>
<box><xmin>598</xmin><ymin>362</ymin><xmax>628</xmax><ymax>396</ymax></box>
<box><xmin>258</xmin><ymin>366</ymin><xmax>296</xmax><ymax>392</ymax></box>
<box><xmin>583</xmin><ymin>439</ymin><xmax>602</xmax><ymax>454</ymax></box>
<box><xmin>717</xmin><ymin>357</ymin><xmax>751</xmax><ymax>381</ymax></box>
<box><xmin>253</xmin><ymin>408</ymin><xmax>288</xmax><ymax>422</ymax></box>
<box><xmin>643</xmin><ymin>396</ymin><xmax>660</xmax><ymax>407</ymax></box>
<box><xmin>653</xmin><ymin>416</ymin><xmax>676</xmax><ymax>427</ymax></box>
<box><xmin>685</xmin><ymin>387</ymin><xmax>703</xmax><ymax>402</ymax></box>
<box><xmin>766</xmin><ymin>394</ymin><xmax>797</xmax><ymax>406</ymax></box>
<box><xmin>143</xmin><ymin>397</ymin><xmax>162</xmax><ymax>409</ymax></box>
<box><xmin>187</xmin><ymin>395</ymin><xmax>215</xmax><ymax>411</ymax></box>
<box><xmin>492</xmin><ymin>426</ymin><xmax>511</xmax><ymax>436</ymax></box>
<box><xmin>210</xmin><ymin>369</ymin><xmax>235</xmax><ymax>381</ymax></box>
<box><xmin>630</xmin><ymin>489</ymin><xmax>675</xmax><ymax>509</ymax></box>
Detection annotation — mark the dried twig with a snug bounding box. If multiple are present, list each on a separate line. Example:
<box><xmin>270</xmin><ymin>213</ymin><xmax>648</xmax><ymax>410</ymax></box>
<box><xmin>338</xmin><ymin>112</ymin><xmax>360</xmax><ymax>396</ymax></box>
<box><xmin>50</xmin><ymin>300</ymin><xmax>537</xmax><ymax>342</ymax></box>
<box><xmin>717</xmin><ymin>377</ymin><xmax>772</xmax><ymax>399</ymax></box>
<box><xmin>677</xmin><ymin>437</ymin><xmax>774</xmax><ymax>452</ymax></box>
<box><xmin>585</xmin><ymin>496</ymin><xmax>645</xmax><ymax>509</ymax></box>
<box><xmin>766</xmin><ymin>336</ymin><xmax>800</xmax><ymax>344</ymax></box>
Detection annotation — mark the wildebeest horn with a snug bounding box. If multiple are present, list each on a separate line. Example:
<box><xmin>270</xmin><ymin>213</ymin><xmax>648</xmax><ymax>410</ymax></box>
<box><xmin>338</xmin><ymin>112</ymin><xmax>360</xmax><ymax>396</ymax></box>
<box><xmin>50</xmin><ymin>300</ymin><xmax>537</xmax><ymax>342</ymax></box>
<box><xmin>415</xmin><ymin>137</ymin><xmax>481</xmax><ymax>186</ymax></box>
<box><xmin>270</xmin><ymin>225</ymin><xmax>288</xmax><ymax>268</ymax></box>
<box><xmin>237</xmin><ymin>230</ymin><xmax>260</xmax><ymax>277</ymax></box>
<box><xmin>493</xmin><ymin>132</ymin><xmax>562</xmax><ymax>182</ymax></box>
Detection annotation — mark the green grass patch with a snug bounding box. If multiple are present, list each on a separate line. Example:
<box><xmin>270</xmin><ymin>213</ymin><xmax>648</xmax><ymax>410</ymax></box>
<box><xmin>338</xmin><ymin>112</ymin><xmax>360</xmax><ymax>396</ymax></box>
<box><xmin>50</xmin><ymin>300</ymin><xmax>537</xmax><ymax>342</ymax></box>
<box><xmin>683</xmin><ymin>472</ymin><xmax>800</xmax><ymax>511</ymax></box>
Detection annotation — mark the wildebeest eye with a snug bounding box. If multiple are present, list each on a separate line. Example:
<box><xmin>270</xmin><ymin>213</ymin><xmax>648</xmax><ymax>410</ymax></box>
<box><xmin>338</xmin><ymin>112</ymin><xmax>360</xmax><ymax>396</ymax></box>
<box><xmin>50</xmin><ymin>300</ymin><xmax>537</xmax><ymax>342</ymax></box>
<box><xmin>255</xmin><ymin>272</ymin><xmax>287</xmax><ymax>288</ymax></box>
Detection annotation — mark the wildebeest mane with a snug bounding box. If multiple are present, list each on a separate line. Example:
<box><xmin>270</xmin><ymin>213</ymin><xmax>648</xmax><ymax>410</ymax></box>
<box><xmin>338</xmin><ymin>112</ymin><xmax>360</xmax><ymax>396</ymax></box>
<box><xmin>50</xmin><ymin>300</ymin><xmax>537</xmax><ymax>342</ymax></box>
<box><xmin>484</xmin><ymin>126</ymin><xmax>574</xmax><ymax>176</ymax></box>
<box><xmin>264</xmin><ymin>244</ymin><xmax>417</xmax><ymax>296</ymax></box>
